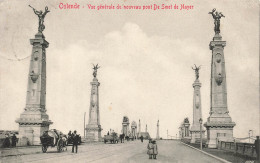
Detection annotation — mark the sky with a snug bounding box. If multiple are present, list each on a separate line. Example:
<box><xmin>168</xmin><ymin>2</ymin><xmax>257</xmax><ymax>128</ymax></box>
<box><xmin>0</xmin><ymin>0</ymin><xmax>259</xmax><ymax>139</ymax></box>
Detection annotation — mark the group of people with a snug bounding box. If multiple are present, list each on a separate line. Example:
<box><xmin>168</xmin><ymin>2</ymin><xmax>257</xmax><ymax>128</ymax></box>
<box><xmin>68</xmin><ymin>130</ymin><xmax>80</xmax><ymax>153</ymax></box>
<box><xmin>147</xmin><ymin>139</ymin><xmax>158</xmax><ymax>159</ymax></box>
<box><xmin>2</xmin><ymin>133</ymin><xmax>17</xmax><ymax>148</ymax></box>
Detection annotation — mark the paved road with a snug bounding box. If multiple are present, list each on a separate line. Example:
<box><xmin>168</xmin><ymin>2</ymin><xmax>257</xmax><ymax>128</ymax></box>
<box><xmin>1</xmin><ymin>140</ymin><xmax>223</xmax><ymax>163</ymax></box>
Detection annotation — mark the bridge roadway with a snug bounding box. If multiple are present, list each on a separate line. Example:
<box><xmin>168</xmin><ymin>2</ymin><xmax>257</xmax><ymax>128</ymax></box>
<box><xmin>1</xmin><ymin>140</ymin><xmax>223</xmax><ymax>163</ymax></box>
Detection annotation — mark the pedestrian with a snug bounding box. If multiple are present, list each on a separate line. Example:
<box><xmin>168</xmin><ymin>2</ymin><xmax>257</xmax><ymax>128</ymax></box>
<box><xmin>107</xmin><ymin>131</ymin><xmax>109</xmax><ymax>135</ymax></box>
<box><xmin>147</xmin><ymin>139</ymin><xmax>153</xmax><ymax>159</ymax></box>
<box><xmin>72</xmin><ymin>130</ymin><xmax>79</xmax><ymax>153</ymax></box>
<box><xmin>4</xmin><ymin>134</ymin><xmax>10</xmax><ymax>148</ymax></box>
<box><xmin>140</xmin><ymin>135</ymin><xmax>144</xmax><ymax>143</ymax></box>
<box><xmin>120</xmin><ymin>134</ymin><xmax>123</xmax><ymax>143</ymax></box>
<box><xmin>152</xmin><ymin>140</ymin><xmax>158</xmax><ymax>159</ymax></box>
<box><xmin>11</xmin><ymin>134</ymin><xmax>17</xmax><ymax>147</ymax></box>
<box><xmin>255</xmin><ymin>136</ymin><xmax>259</xmax><ymax>163</ymax></box>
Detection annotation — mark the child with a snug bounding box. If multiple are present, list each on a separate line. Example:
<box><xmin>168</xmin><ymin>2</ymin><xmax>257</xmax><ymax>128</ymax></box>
<box><xmin>152</xmin><ymin>140</ymin><xmax>158</xmax><ymax>159</ymax></box>
<box><xmin>147</xmin><ymin>139</ymin><xmax>153</xmax><ymax>159</ymax></box>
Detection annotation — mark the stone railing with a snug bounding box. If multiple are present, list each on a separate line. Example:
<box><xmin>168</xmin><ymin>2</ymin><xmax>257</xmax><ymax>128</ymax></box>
<box><xmin>181</xmin><ymin>137</ymin><xmax>191</xmax><ymax>144</ymax></box>
<box><xmin>218</xmin><ymin>141</ymin><xmax>257</xmax><ymax>158</ymax></box>
<box><xmin>181</xmin><ymin>137</ymin><xmax>207</xmax><ymax>148</ymax></box>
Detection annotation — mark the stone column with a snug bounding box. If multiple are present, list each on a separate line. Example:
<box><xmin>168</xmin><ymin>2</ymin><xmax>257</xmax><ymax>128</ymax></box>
<box><xmin>145</xmin><ymin>124</ymin><xmax>147</xmax><ymax>132</ymax></box>
<box><xmin>190</xmin><ymin>74</ymin><xmax>205</xmax><ymax>143</ymax></box>
<box><xmin>131</xmin><ymin>121</ymin><xmax>137</xmax><ymax>139</ymax></box>
<box><xmin>184</xmin><ymin>123</ymin><xmax>190</xmax><ymax>137</ymax></box>
<box><xmin>204</xmin><ymin>33</ymin><xmax>236</xmax><ymax>148</ymax></box>
<box><xmin>122</xmin><ymin>116</ymin><xmax>129</xmax><ymax>136</ymax></box>
<box><xmin>156</xmin><ymin>120</ymin><xmax>159</xmax><ymax>140</ymax></box>
<box><xmin>138</xmin><ymin>119</ymin><xmax>141</xmax><ymax>138</ymax></box>
<box><xmin>16</xmin><ymin>32</ymin><xmax>53</xmax><ymax>145</ymax></box>
<box><xmin>85</xmin><ymin>73</ymin><xmax>102</xmax><ymax>141</ymax></box>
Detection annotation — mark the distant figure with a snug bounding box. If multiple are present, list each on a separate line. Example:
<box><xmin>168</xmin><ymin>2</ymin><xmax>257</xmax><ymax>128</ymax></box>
<box><xmin>107</xmin><ymin>131</ymin><xmax>109</xmax><ymax>135</ymax></box>
<box><xmin>255</xmin><ymin>136</ymin><xmax>259</xmax><ymax>162</ymax></box>
<box><xmin>11</xmin><ymin>134</ymin><xmax>17</xmax><ymax>147</ymax></box>
<box><xmin>3</xmin><ymin>134</ymin><xmax>10</xmax><ymax>148</ymax></box>
<box><xmin>147</xmin><ymin>139</ymin><xmax>153</xmax><ymax>159</ymax></box>
<box><xmin>68</xmin><ymin>131</ymin><xmax>72</xmax><ymax>137</ymax></box>
<box><xmin>152</xmin><ymin>140</ymin><xmax>158</xmax><ymax>159</ymax></box>
<box><xmin>72</xmin><ymin>130</ymin><xmax>79</xmax><ymax>153</ymax></box>
<box><xmin>140</xmin><ymin>135</ymin><xmax>144</xmax><ymax>143</ymax></box>
<box><xmin>120</xmin><ymin>134</ymin><xmax>125</xmax><ymax>143</ymax></box>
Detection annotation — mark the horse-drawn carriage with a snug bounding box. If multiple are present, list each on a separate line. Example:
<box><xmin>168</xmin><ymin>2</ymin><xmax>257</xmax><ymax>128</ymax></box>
<box><xmin>40</xmin><ymin>129</ymin><xmax>66</xmax><ymax>153</ymax></box>
<box><xmin>104</xmin><ymin>132</ymin><xmax>119</xmax><ymax>144</ymax></box>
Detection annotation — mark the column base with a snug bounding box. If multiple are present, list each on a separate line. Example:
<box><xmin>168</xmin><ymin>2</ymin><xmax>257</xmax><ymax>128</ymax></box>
<box><xmin>204</xmin><ymin>121</ymin><xmax>235</xmax><ymax>148</ymax></box>
<box><xmin>85</xmin><ymin>124</ymin><xmax>102</xmax><ymax>142</ymax></box>
<box><xmin>190</xmin><ymin>130</ymin><xmax>205</xmax><ymax>144</ymax></box>
<box><xmin>16</xmin><ymin>120</ymin><xmax>52</xmax><ymax>146</ymax></box>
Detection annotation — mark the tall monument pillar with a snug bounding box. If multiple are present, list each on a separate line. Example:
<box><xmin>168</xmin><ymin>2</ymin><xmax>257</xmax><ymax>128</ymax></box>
<box><xmin>156</xmin><ymin>120</ymin><xmax>159</xmax><ymax>140</ymax></box>
<box><xmin>145</xmin><ymin>124</ymin><xmax>147</xmax><ymax>132</ymax></box>
<box><xmin>131</xmin><ymin>121</ymin><xmax>137</xmax><ymax>139</ymax></box>
<box><xmin>16</xmin><ymin>6</ymin><xmax>52</xmax><ymax>146</ymax></box>
<box><xmin>138</xmin><ymin>119</ymin><xmax>141</xmax><ymax>138</ymax></box>
<box><xmin>190</xmin><ymin>65</ymin><xmax>205</xmax><ymax>143</ymax></box>
<box><xmin>183</xmin><ymin>118</ymin><xmax>190</xmax><ymax>137</ymax></box>
<box><xmin>85</xmin><ymin>64</ymin><xmax>102</xmax><ymax>141</ymax></box>
<box><xmin>122</xmin><ymin>116</ymin><xmax>130</xmax><ymax>136</ymax></box>
<box><xmin>204</xmin><ymin>9</ymin><xmax>236</xmax><ymax>148</ymax></box>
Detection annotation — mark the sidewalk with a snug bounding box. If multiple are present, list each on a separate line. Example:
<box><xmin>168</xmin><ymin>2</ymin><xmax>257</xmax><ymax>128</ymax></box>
<box><xmin>0</xmin><ymin>146</ymin><xmax>42</xmax><ymax>157</ymax></box>
<box><xmin>0</xmin><ymin>142</ymin><xmax>100</xmax><ymax>157</ymax></box>
<box><xmin>187</xmin><ymin>143</ymin><xmax>255</xmax><ymax>163</ymax></box>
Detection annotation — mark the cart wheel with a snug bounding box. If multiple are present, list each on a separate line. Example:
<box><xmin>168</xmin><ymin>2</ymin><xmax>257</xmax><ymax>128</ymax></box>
<box><xmin>57</xmin><ymin>139</ymin><xmax>63</xmax><ymax>152</ymax></box>
<box><xmin>42</xmin><ymin>145</ymin><xmax>47</xmax><ymax>153</ymax></box>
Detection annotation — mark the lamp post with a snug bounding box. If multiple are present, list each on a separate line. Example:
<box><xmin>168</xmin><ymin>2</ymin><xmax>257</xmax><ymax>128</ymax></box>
<box><xmin>249</xmin><ymin>130</ymin><xmax>253</xmax><ymax>143</ymax></box>
<box><xmin>199</xmin><ymin>118</ymin><xmax>203</xmax><ymax>150</ymax></box>
<box><xmin>84</xmin><ymin>112</ymin><xmax>86</xmax><ymax>138</ymax></box>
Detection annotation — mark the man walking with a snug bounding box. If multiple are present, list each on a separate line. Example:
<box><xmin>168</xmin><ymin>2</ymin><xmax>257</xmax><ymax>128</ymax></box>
<box><xmin>72</xmin><ymin>130</ymin><xmax>79</xmax><ymax>153</ymax></box>
<box><xmin>140</xmin><ymin>135</ymin><xmax>144</xmax><ymax>143</ymax></box>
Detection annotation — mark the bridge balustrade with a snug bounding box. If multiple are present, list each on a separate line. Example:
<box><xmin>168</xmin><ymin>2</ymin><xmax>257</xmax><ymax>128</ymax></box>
<box><xmin>218</xmin><ymin>141</ymin><xmax>257</xmax><ymax>159</ymax></box>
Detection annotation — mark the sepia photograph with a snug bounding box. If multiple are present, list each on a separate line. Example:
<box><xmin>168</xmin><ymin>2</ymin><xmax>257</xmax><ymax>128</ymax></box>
<box><xmin>0</xmin><ymin>0</ymin><xmax>259</xmax><ymax>162</ymax></box>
